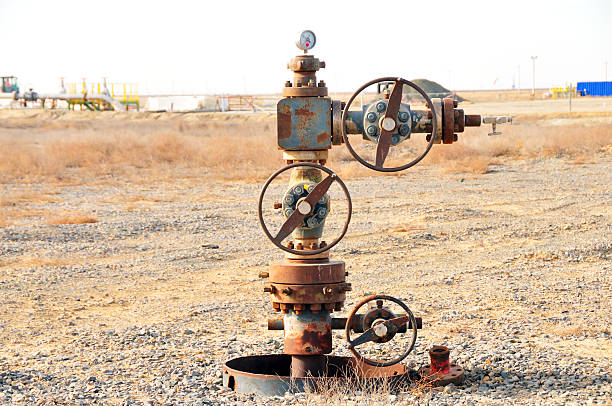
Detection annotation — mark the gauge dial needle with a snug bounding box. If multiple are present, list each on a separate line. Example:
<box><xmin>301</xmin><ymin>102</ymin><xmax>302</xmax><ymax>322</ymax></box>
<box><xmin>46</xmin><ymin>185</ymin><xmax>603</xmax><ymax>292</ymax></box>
<box><xmin>273</xmin><ymin>174</ymin><xmax>335</xmax><ymax>244</ymax></box>
<box><xmin>375</xmin><ymin>79</ymin><xmax>403</xmax><ymax>167</ymax></box>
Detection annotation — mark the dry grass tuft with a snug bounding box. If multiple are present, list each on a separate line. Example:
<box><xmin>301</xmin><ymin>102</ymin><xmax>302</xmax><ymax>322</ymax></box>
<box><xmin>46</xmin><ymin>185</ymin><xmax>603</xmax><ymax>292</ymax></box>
<box><xmin>423</xmin><ymin>123</ymin><xmax>612</xmax><ymax>174</ymax></box>
<box><xmin>0</xmin><ymin>111</ymin><xmax>610</xmax><ymax>185</ymax></box>
<box><xmin>0</xmin><ymin>116</ymin><xmax>280</xmax><ymax>184</ymax></box>
<box><xmin>299</xmin><ymin>369</ymin><xmax>435</xmax><ymax>405</ymax></box>
<box><xmin>47</xmin><ymin>214</ymin><xmax>98</xmax><ymax>225</ymax></box>
<box><xmin>0</xmin><ymin>190</ymin><xmax>62</xmax><ymax>206</ymax></box>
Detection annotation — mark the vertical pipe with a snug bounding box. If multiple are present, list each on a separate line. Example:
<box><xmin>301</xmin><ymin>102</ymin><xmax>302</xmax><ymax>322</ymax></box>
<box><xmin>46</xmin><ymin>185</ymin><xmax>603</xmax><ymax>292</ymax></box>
<box><xmin>291</xmin><ymin>355</ymin><xmax>326</xmax><ymax>378</ymax></box>
<box><xmin>531</xmin><ymin>56</ymin><xmax>537</xmax><ymax>97</ymax></box>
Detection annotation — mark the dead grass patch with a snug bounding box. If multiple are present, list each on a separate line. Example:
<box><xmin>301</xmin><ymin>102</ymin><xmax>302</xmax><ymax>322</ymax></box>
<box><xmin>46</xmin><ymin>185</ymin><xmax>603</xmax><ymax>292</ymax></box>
<box><xmin>300</xmin><ymin>368</ymin><xmax>435</xmax><ymax>405</ymax></box>
<box><xmin>0</xmin><ymin>113</ymin><xmax>610</xmax><ymax>184</ymax></box>
<box><xmin>391</xmin><ymin>224</ymin><xmax>426</xmax><ymax>233</ymax></box>
<box><xmin>47</xmin><ymin>214</ymin><xmax>98</xmax><ymax>225</ymax></box>
<box><xmin>0</xmin><ymin>256</ymin><xmax>74</xmax><ymax>269</ymax></box>
<box><xmin>0</xmin><ymin>192</ymin><xmax>61</xmax><ymax>207</ymax></box>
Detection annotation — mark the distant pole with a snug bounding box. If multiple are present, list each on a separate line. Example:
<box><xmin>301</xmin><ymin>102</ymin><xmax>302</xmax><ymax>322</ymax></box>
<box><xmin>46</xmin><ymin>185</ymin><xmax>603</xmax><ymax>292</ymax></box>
<box><xmin>569</xmin><ymin>82</ymin><xmax>572</xmax><ymax>112</ymax></box>
<box><xmin>531</xmin><ymin>56</ymin><xmax>537</xmax><ymax>96</ymax></box>
<box><xmin>517</xmin><ymin>65</ymin><xmax>521</xmax><ymax>91</ymax></box>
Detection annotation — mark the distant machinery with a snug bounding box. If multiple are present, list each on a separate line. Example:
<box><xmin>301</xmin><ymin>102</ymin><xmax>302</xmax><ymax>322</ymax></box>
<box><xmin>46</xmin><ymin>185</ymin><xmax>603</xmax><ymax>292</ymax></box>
<box><xmin>0</xmin><ymin>76</ymin><xmax>139</xmax><ymax>111</ymax></box>
<box><xmin>1</xmin><ymin>76</ymin><xmax>19</xmax><ymax>98</ymax></box>
<box><xmin>64</xmin><ymin>79</ymin><xmax>139</xmax><ymax>111</ymax></box>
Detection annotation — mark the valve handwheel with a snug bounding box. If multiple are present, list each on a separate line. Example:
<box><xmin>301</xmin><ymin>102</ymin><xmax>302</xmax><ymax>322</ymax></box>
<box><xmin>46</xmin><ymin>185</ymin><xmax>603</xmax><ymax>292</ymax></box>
<box><xmin>345</xmin><ymin>295</ymin><xmax>418</xmax><ymax>367</ymax></box>
<box><xmin>258</xmin><ymin>162</ymin><xmax>352</xmax><ymax>256</ymax></box>
<box><xmin>342</xmin><ymin>77</ymin><xmax>438</xmax><ymax>172</ymax></box>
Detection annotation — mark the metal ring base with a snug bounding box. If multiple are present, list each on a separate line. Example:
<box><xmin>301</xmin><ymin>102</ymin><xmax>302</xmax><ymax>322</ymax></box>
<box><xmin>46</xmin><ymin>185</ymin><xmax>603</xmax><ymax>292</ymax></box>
<box><xmin>223</xmin><ymin>354</ymin><xmax>418</xmax><ymax>396</ymax></box>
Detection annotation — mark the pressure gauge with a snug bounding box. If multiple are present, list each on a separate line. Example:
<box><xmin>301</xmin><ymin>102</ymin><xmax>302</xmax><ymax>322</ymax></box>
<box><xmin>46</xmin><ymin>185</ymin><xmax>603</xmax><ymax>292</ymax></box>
<box><xmin>296</xmin><ymin>30</ymin><xmax>316</xmax><ymax>52</ymax></box>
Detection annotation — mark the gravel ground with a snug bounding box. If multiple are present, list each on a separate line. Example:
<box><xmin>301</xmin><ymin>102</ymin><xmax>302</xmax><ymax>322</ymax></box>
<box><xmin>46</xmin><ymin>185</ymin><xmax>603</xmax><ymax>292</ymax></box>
<box><xmin>1</xmin><ymin>155</ymin><xmax>611</xmax><ymax>405</ymax></box>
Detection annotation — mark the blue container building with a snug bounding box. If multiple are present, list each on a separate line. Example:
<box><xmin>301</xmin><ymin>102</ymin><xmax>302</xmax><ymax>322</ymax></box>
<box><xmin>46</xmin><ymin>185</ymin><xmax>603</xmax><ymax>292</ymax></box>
<box><xmin>576</xmin><ymin>81</ymin><xmax>612</xmax><ymax>97</ymax></box>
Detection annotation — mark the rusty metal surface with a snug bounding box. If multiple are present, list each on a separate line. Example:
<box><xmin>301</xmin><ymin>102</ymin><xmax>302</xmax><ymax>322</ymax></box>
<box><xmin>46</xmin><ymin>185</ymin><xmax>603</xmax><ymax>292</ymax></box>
<box><xmin>464</xmin><ymin>114</ymin><xmax>482</xmax><ymax>127</ymax></box>
<box><xmin>420</xmin><ymin>364</ymin><xmax>466</xmax><ymax>386</ymax></box>
<box><xmin>429</xmin><ymin>345</ymin><xmax>450</xmax><ymax>373</ymax></box>
<box><xmin>268</xmin><ymin>315</ymin><xmax>422</xmax><ymax>331</ymax></box>
<box><xmin>269</xmin><ymin>259</ymin><xmax>345</xmax><ymax>284</ymax></box>
<box><xmin>419</xmin><ymin>345</ymin><xmax>465</xmax><ymax>386</ymax></box>
<box><xmin>223</xmin><ymin>354</ymin><xmax>417</xmax><ymax>395</ymax></box>
<box><xmin>291</xmin><ymin>355</ymin><xmax>326</xmax><ymax>378</ymax></box>
<box><xmin>442</xmin><ymin>97</ymin><xmax>455</xmax><ymax>144</ymax></box>
<box><xmin>268</xmin><ymin>282</ymin><xmax>349</xmax><ymax>304</ymax></box>
<box><xmin>341</xmin><ymin>77</ymin><xmax>437</xmax><ymax>172</ymax></box>
<box><xmin>282</xmin><ymin>86</ymin><xmax>328</xmax><ymax>97</ymax></box>
<box><xmin>277</xmin><ymin>97</ymin><xmax>331</xmax><ymax>150</ymax></box>
<box><xmin>454</xmin><ymin>109</ymin><xmax>465</xmax><ymax>132</ymax></box>
<box><xmin>258</xmin><ymin>162</ymin><xmax>352</xmax><ymax>256</ymax></box>
<box><xmin>284</xmin><ymin>310</ymin><xmax>332</xmax><ymax>355</ymax></box>
<box><xmin>331</xmin><ymin>100</ymin><xmax>344</xmax><ymax>145</ymax></box>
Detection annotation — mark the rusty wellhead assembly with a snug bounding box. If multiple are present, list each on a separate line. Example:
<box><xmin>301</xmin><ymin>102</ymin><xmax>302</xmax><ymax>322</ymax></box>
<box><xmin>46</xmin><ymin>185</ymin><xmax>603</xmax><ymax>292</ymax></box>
<box><xmin>223</xmin><ymin>30</ymin><xmax>511</xmax><ymax>396</ymax></box>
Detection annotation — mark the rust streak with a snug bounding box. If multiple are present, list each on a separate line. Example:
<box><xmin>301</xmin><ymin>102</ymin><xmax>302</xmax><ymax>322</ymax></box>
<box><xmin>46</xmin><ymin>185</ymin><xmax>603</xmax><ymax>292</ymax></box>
<box><xmin>316</xmin><ymin>131</ymin><xmax>330</xmax><ymax>144</ymax></box>
<box><xmin>277</xmin><ymin>105</ymin><xmax>292</xmax><ymax>140</ymax></box>
<box><xmin>295</xmin><ymin>106</ymin><xmax>316</xmax><ymax>117</ymax></box>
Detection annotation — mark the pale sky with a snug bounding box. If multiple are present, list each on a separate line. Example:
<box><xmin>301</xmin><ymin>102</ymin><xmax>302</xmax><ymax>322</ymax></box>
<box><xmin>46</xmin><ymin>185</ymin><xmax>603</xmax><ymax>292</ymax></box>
<box><xmin>1</xmin><ymin>0</ymin><xmax>610</xmax><ymax>95</ymax></box>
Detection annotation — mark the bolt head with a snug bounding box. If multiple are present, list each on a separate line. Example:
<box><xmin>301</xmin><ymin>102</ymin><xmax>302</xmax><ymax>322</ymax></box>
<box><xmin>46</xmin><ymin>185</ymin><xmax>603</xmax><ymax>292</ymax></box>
<box><xmin>366</xmin><ymin>125</ymin><xmax>377</xmax><ymax>136</ymax></box>
<box><xmin>398</xmin><ymin>124</ymin><xmax>410</xmax><ymax>136</ymax></box>
<box><xmin>374</xmin><ymin>323</ymin><xmax>388</xmax><ymax>337</ymax></box>
<box><xmin>376</xmin><ymin>102</ymin><xmax>386</xmax><ymax>113</ymax></box>
<box><xmin>366</xmin><ymin>112</ymin><xmax>377</xmax><ymax>123</ymax></box>
<box><xmin>398</xmin><ymin>111</ymin><xmax>409</xmax><ymax>122</ymax></box>
<box><xmin>381</xmin><ymin>117</ymin><xmax>396</xmax><ymax>132</ymax></box>
<box><xmin>297</xmin><ymin>200</ymin><xmax>312</xmax><ymax>215</ymax></box>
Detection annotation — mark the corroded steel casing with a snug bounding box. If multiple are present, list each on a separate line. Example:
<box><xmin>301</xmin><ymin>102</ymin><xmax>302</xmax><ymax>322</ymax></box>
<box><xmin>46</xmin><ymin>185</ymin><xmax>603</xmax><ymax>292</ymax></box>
<box><xmin>267</xmin><ymin>259</ymin><xmax>348</xmax><ymax>314</ymax></box>
<box><xmin>277</xmin><ymin>97</ymin><xmax>332</xmax><ymax>150</ymax></box>
<box><xmin>283</xmin><ymin>310</ymin><xmax>332</xmax><ymax>355</ymax></box>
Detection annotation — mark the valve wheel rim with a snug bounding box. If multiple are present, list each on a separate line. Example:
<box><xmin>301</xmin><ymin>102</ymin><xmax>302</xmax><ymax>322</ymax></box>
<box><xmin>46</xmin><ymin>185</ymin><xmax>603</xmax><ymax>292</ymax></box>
<box><xmin>341</xmin><ymin>77</ymin><xmax>438</xmax><ymax>172</ymax></box>
<box><xmin>258</xmin><ymin>162</ymin><xmax>352</xmax><ymax>256</ymax></box>
<box><xmin>345</xmin><ymin>294</ymin><xmax>418</xmax><ymax>367</ymax></box>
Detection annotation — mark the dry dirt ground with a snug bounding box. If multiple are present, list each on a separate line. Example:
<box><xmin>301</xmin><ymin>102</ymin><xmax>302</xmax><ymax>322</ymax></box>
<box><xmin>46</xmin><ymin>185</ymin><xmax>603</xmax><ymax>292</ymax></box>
<box><xmin>0</xmin><ymin>103</ymin><xmax>611</xmax><ymax>405</ymax></box>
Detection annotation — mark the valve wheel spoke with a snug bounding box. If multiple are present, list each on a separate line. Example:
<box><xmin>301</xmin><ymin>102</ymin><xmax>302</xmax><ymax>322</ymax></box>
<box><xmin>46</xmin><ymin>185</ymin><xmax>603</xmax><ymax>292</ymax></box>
<box><xmin>387</xmin><ymin>315</ymin><xmax>409</xmax><ymax>328</ymax></box>
<box><xmin>273</xmin><ymin>174</ymin><xmax>336</xmax><ymax>243</ymax></box>
<box><xmin>375</xmin><ymin>79</ymin><xmax>403</xmax><ymax>167</ymax></box>
<box><xmin>347</xmin><ymin>327</ymin><xmax>377</xmax><ymax>348</ymax></box>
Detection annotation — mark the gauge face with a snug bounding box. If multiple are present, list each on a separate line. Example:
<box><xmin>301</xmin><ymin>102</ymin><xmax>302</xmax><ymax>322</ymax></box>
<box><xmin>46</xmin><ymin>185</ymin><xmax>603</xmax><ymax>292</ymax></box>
<box><xmin>297</xmin><ymin>30</ymin><xmax>316</xmax><ymax>51</ymax></box>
